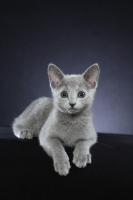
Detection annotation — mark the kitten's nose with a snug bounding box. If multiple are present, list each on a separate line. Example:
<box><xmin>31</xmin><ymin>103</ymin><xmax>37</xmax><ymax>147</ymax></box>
<box><xmin>69</xmin><ymin>103</ymin><xmax>76</xmax><ymax>108</ymax></box>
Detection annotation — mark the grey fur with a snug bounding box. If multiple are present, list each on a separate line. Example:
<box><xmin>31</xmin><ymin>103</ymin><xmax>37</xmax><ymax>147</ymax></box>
<box><xmin>12</xmin><ymin>63</ymin><xmax>100</xmax><ymax>176</ymax></box>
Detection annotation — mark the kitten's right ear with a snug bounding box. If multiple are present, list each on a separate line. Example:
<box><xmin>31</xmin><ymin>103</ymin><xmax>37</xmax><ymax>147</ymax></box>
<box><xmin>48</xmin><ymin>63</ymin><xmax>64</xmax><ymax>88</ymax></box>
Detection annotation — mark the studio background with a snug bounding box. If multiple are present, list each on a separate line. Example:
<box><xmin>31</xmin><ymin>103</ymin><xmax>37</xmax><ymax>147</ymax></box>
<box><xmin>0</xmin><ymin>0</ymin><xmax>133</xmax><ymax>134</ymax></box>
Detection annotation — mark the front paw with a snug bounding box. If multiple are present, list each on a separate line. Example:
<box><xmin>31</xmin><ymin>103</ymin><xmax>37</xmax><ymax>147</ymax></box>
<box><xmin>54</xmin><ymin>159</ymin><xmax>71</xmax><ymax>176</ymax></box>
<box><xmin>73</xmin><ymin>153</ymin><xmax>92</xmax><ymax>168</ymax></box>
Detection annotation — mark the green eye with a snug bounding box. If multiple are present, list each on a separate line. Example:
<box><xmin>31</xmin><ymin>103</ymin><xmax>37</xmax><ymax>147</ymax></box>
<box><xmin>78</xmin><ymin>91</ymin><xmax>85</xmax><ymax>98</ymax></box>
<box><xmin>61</xmin><ymin>91</ymin><xmax>68</xmax><ymax>98</ymax></box>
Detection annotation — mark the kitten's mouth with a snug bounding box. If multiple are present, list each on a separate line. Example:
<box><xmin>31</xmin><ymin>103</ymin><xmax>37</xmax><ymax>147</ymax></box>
<box><xmin>59</xmin><ymin>105</ymin><xmax>81</xmax><ymax>114</ymax></box>
<box><xmin>67</xmin><ymin>108</ymin><xmax>81</xmax><ymax>114</ymax></box>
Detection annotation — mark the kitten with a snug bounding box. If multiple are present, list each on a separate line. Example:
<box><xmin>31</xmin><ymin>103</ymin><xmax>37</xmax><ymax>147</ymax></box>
<box><xmin>12</xmin><ymin>63</ymin><xmax>100</xmax><ymax>176</ymax></box>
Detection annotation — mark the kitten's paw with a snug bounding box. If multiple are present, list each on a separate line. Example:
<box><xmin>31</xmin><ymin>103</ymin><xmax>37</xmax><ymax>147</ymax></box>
<box><xmin>73</xmin><ymin>153</ymin><xmax>92</xmax><ymax>168</ymax></box>
<box><xmin>16</xmin><ymin>129</ymin><xmax>33</xmax><ymax>139</ymax></box>
<box><xmin>54</xmin><ymin>159</ymin><xmax>71</xmax><ymax>176</ymax></box>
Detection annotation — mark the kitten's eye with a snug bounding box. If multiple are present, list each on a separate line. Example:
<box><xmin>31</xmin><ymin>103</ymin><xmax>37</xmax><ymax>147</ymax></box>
<box><xmin>78</xmin><ymin>91</ymin><xmax>85</xmax><ymax>98</ymax></box>
<box><xmin>61</xmin><ymin>91</ymin><xmax>68</xmax><ymax>98</ymax></box>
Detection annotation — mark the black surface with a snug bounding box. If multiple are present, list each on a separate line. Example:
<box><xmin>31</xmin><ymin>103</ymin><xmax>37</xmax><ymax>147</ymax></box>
<box><xmin>0</xmin><ymin>1</ymin><xmax>133</xmax><ymax>134</ymax></box>
<box><xmin>0</xmin><ymin>127</ymin><xmax>133</xmax><ymax>200</ymax></box>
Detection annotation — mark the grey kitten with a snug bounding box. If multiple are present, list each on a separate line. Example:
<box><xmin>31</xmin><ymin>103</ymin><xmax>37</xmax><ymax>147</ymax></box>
<box><xmin>12</xmin><ymin>63</ymin><xmax>100</xmax><ymax>176</ymax></box>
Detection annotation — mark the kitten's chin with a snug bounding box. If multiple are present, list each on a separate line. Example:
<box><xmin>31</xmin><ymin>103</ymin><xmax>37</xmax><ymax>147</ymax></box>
<box><xmin>58</xmin><ymin>106</ymin><xmax>82</xmax><ymax>114</ymax></box>
<box><xmin>65</xmin><ymin>110</ymin><xmax>80</xmax><ymax>115</ymax></box>
<box><xmin>67</xmin><ymin>109</ymin><xmax>80</xmax><ymax>114</ymax></box>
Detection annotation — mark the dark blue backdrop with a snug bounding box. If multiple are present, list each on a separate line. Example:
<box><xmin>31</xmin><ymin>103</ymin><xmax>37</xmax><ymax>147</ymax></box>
<box><xmin>0</xmin><ymin>0</ymin><xmax>133</xmax><ymax>134</ymax></box>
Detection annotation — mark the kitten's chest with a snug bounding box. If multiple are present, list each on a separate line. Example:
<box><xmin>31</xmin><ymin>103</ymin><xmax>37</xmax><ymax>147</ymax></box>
<box><xmin>56</xmin><ymin>115</ymin><xmax>90</xmax><ymax>146</ymax></box>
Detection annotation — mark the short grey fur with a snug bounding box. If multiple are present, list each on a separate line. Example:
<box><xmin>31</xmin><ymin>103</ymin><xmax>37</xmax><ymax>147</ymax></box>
<box><xmin>12</xmin><ymin>63</ymin><xmax>100</xmax><ymax>176</ymax></box>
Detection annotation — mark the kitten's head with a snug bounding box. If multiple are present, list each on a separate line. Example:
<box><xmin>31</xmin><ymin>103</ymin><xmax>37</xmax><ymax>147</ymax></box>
<box><xmin>48</xmin><ymin>63</ymin><xmax>100</xmax><ymax>114</ymax></box>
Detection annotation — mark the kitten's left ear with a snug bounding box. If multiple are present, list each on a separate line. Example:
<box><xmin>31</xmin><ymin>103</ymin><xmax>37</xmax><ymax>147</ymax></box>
<box><xmin>48</xmin><ymin>63</ymin><xmax>64</xmax><ymax>88</ymax></box>
<box><xmin>83</xmin><ymin>63</ymin><xmax>100</xmax><ymax>88</ymax></box>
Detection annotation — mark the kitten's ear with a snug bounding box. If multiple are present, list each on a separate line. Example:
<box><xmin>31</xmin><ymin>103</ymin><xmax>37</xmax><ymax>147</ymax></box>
<box><xmin>83</xmin><ymin>64</ymin><xmax>100</xmax><ymax>88</ymax></box>
<box><xmin>48</xmin><ymin>63</ymin><xmax>64</xmax><ymax>88</ymax></box>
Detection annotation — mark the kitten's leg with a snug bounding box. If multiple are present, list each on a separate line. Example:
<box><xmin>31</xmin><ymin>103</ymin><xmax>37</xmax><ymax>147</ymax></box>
<box><xmin>13</xmin><ymin>119</ymin><xmax>34</xmax><ymax>139</ymax></box>
<box><xmin>73</xmin><ymin>137</ymin><xmax>97</xmax><ymax>168</ymax></box>
<box><xmin>12</xmin><ymin>98</ymin><xmax>52</xmax><ymax>139</ymax></box>
<box><xmin>40</xmin><ymin>137</ymin><xmax>71</xmax><ymax>176</ymax></box>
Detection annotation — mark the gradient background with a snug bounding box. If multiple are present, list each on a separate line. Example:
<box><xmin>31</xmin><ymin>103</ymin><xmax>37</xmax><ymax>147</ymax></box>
<box><xmin>0</xmin><ymin>0</ymin><xmax>133</xmax><ymax>134</ymax></box>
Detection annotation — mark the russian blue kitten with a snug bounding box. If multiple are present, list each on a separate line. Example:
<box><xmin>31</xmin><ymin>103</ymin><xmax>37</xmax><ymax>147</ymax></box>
<box><xmin>12</xmin><ymin>63</ymin><xmax>100</xmax><ymax>176</ymax></box>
